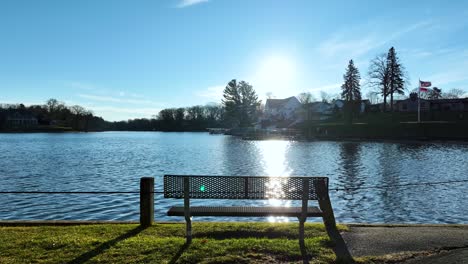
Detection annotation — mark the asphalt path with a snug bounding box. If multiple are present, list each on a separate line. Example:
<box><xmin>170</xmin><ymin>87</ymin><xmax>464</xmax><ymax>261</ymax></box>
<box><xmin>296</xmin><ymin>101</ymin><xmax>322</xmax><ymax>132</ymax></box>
<box><xmin>342</xmin><ymin>224</ymin><xmax>468</xmax><ymax>263</ymax></box>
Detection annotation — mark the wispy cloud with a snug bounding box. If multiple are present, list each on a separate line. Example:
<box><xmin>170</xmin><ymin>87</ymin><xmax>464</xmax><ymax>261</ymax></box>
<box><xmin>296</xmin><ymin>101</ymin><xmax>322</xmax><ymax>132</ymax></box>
<box><xmin>430</xmin><ymin>70</ymin><xmax>468</xmax><ymax>87</ymax></box>
<box><xmin>310</xmin><ymin>83</ymin><xmax>342</xmax><ymax>92</ymax></box>
<box><xmin>177</xmin><ymin>0</ymin><xmax>209</xmax><ymax>8</ymax></box>
<box><xmin>318</xmin><ymin>21</ymin><xmax>431</xmax><ymax>59</ymax></box>
<box><xmin>65</xmin><ymin>81</ymin><xmax>98</xmax><ymax>91</ymax></box>
<box><xmin>195</xmin><ymin>85</ymin><xmax>224</xmax><ymax>100</ymax></box>
<box><xmin>77</xmin><ymin>94</ymin><xmax>162</xmax><ymax>106</ymax></box>
<box><xmin>0</xmin><ymin>100</ymin><xmax>43</xmax><ymax>106</ymax></box>
<box><xmin>83</xmin><ymin>105</ymin><xmax>162</xmax><ymax>121</ymax></box>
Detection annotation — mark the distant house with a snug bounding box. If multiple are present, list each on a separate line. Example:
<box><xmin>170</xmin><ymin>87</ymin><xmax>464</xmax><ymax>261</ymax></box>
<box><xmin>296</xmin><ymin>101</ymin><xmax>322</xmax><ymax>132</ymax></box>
<box><xmin>429</xmin><ymin>98</ymin><xmax>468</xmax><ymax>112</ymax></box>
<box><xmin>331</xmin><ymin>99</ymin><xmax>370</xmax><ymax>113</ymax></box>
<box><xmin>305</xmin><ymin>102</ymin><xmax>334</xmax><ymax>121</ymax></box>
<box><xmin>395</xmin><ymin>98</ymin><xmax>468</xmax><ymax>112</ymax></box>
<box><xmin>264</xmin><ymin>96</ymin><xmax>302</xmax><ymax>121</ymax></box>
<box><xmin>395</xmin><ymin>98</ymin><xmax>430</xmax><ymax>112</ymax></box>
<box><xmin>262</xmin><ymin>97</ymin><xmax>302</xmax><ymax>128</ymax></box>
<box><xmin>6</xmin><ymin>112</ymin><xmax>38</xmax><ymax>127</ymax></box>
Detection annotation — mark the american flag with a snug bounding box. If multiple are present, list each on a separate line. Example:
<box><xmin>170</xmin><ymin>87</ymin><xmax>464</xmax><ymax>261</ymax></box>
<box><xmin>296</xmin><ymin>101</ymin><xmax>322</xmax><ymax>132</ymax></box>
<box><xmin>419</xmin><ymin>80</ymin><xmax>431</xmax><ymax>92</ymax></box>
<box><xmin>420</xmin><ymin>81</ymin><xmax>431</xmax><ymax>87</ymax></box>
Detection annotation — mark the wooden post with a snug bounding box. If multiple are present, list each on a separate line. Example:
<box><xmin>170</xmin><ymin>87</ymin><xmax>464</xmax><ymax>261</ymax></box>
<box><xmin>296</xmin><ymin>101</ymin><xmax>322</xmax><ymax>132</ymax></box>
<box><xmin>140</xmin><ymin>177</ymin><xmax>154</xmax><ymax>227</ymax></box>
<box><xmin>184</xmin><ymin>177</ymin><xmax>192</xmax><ymax>243</ymax></box>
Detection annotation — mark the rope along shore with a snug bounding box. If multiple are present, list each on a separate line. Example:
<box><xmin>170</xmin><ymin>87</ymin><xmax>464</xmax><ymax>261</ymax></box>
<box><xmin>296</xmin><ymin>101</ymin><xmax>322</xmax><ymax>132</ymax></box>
<box><xmin>0</xmin><ymin>179</ymin><xmax>467</xmax><ymax>194</ymax></box>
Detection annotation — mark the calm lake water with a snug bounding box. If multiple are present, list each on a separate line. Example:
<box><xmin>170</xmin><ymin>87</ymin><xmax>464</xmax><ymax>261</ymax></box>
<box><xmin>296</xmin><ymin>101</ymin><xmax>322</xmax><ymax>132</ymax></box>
<box><xmin>0</xmin><ymin>132</ymin><xmax>467</xmax><ymax>223</ymax></box>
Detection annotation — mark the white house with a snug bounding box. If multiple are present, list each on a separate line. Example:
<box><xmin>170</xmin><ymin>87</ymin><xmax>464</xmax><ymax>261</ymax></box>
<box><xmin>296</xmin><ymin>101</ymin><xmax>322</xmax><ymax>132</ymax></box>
<box><xmin>264</xmin><ymin>96</ymin><xmax>302</xmax><ymax>121</ymax></box>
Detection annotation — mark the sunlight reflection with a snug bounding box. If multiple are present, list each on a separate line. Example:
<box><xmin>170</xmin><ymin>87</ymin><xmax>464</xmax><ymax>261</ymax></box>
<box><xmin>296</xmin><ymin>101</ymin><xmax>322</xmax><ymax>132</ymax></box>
<box><xmin>256</xmin><ymin>140</ymin><xmax>293</xmax><ymax>222</ymax></box>
<box><xmin>258</xmin><ymin>140</ymin><xmax>292</xmax><ymax>176</ymax></box>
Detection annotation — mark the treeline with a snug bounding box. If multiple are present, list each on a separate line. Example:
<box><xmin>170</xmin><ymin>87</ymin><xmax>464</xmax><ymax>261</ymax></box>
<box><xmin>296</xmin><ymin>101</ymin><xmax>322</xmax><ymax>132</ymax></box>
<box><xmin>110</xmin><ymin>104</ymin><xmax>225</xmax><ymax>131</ymax></box>
<box><xmin>0</xmin><ymin>99</ymin><xmax>229</xmax><ymax>132</ymax></box>
<box><xmin>112</xmin><ymin>79</ymin><xmax>262</xmax><ymax>131</ymax></box>
<box><xmin>0</xmin><ymin>99</ymin><xmax>107</xmax><ymax>131</ymax></box>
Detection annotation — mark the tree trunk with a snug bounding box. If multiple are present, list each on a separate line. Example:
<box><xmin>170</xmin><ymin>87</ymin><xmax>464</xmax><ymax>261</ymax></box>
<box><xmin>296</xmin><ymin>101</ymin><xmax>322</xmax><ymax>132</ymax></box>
<box><xmin>383</xmin><ymin>94</ymin><xmax>387</xmax><ymax>112</ymax></box>
<box><xmin>390</xmin><ymin>92</ymin><xmax>394</xmax><ymax>112</ymax></box>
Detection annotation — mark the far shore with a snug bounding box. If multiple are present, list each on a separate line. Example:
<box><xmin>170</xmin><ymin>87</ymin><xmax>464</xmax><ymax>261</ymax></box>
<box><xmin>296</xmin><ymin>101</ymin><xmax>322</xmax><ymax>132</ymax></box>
<box><xmin>2</xmin><ymin>129</ymin><xmax>468</xmax><ymax>144</ymax></box>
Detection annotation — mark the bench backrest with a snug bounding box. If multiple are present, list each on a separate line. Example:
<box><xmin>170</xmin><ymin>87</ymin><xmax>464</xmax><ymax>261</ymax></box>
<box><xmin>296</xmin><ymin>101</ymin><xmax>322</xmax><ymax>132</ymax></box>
<box><xmin>164</xmin><ymin>175</ymin><xmax>329</xmax><ymax>200</ymax></box>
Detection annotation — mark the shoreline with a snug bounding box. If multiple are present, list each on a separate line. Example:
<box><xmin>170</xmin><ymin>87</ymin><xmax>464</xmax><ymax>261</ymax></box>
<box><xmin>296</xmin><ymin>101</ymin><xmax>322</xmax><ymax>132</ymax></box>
<box><xmin>1</xmin><ymin>220</ymin><xmax>467</xmax><ymax>226</ymax></box>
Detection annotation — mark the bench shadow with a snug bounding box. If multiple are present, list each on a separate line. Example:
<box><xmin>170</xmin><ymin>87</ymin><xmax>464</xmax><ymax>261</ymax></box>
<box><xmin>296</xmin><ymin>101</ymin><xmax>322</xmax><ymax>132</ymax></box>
<box><xmin>196</xmin><ymin>229</ymin><xmax>339</xmax><ymax>264</ymax></box>
<box><xmin>195</xmin><ymin>230</ymin><xmax>297</xmax><ymax>239</ymax></box>
<box><xmin>68</xmin><ymin>225</ymin><xmax>146</xmax><ymax>264</ymax></box>
<box><xmin>324</xmin><ymin>227</ymin><xmax>355</xmax><ymax>264</ymax></box>
<box><xmin>168</xmin><ymin>241</ymin><xmax>191</xmax><ymax>264</ymax></box>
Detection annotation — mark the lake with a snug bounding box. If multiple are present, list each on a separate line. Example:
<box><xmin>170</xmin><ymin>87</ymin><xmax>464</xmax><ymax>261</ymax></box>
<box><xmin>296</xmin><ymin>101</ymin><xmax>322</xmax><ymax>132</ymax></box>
<box><xmin>0</xmin><ymin>132</ymin><xmax>467</xmax><ymax>223</ymax></box>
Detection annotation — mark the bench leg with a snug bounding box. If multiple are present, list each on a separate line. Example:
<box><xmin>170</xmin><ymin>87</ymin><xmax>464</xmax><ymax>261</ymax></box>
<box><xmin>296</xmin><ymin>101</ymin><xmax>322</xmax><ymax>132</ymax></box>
<box><xmin>186</xmin><ymin>217</ymin><xmax>192</xmax><ymax>243</ymax></box>
<box><xmin>298</xmin><ymin>217</ymin><xmax>309</xmax><ymax>264</ymax></box>
<box><xmin>299</xmin><ymin>218</ymin><xmax>305</xmax><ymax>244</ymax></box>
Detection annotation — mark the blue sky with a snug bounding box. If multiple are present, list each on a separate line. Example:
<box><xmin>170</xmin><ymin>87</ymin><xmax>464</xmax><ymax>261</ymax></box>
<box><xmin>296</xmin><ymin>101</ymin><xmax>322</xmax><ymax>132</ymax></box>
<box><xmin>1</xmin><ymin>0</ymin><xmax>467</xmax><ymax>121</ymax></box>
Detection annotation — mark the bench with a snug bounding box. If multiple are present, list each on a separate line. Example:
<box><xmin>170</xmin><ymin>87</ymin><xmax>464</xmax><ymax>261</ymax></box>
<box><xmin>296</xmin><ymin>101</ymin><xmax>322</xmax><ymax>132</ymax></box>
<box><xmin>163</xmin><ymin>175</ymin><xmax>338</xmax><ymax>244</ymax></box>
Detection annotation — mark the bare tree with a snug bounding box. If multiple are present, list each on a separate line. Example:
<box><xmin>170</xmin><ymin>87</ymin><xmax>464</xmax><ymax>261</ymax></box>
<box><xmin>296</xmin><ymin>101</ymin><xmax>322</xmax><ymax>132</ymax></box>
<box><xmin>320</xmin><ymin>91</ymin><xmax>331</xmax><ymax>103</ymax></box>
<box><xmin>365</xmin><ymin>91</ymin><xmax>382</xmax><ymax>104</ymax></box>
<box><xmin>444</xmin><ymin>88</ymin><xmax>466</xmax><ymax>99</ymax></box>
<box><xmin>367</xmin><ymin>53</ymin><xmax>389</xmax><ymax>111</ymax></box>
<box><xmin>297</xmin><ymin>92</ymin><xmax>315</xmax><ymax>104</ymax></box>
<box><xmin>428</xmin><ymin>87</ymin><xmax>442</xmax><ymax>99</ymax></box>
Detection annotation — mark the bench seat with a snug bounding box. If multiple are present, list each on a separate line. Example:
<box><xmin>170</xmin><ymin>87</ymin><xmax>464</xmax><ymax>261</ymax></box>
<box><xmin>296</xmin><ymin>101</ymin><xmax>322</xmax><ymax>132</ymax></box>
<box><xmin>168</xmin><ymin>206</ymin><xmax>323</xmax><ymax>217</ymax></box>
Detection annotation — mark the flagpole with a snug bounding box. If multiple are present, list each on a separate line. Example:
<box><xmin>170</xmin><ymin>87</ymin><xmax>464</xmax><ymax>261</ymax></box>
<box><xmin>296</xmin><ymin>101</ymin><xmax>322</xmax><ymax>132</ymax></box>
<box><xmin>418</xmin><ymin>78</ymin><xmax>420</xmax><ymax>123</ymax></box>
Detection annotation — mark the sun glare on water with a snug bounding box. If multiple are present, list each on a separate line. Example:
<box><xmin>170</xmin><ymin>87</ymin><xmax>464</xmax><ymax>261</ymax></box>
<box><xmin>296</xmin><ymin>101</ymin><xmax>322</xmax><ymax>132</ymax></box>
<box><xmin>257</xmin><ymin>140</ymin><xmax>293</xmax><ymax>222</ymax></box>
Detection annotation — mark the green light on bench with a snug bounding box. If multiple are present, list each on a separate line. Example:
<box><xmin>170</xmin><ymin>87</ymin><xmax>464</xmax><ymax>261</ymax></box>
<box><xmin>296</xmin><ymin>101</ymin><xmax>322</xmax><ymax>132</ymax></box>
<box><xmin>200</xmin><ymin>185</ymin><xmax>205</xmax><ymax>192</ymax></box>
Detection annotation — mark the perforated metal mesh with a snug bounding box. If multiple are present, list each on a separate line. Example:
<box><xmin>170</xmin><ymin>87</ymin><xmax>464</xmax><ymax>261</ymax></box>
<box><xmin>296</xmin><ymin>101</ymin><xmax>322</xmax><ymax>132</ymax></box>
<box><xmin>164</xmin><ymin>175</ymin><xmax>328</xmax><ymax>200</ymax></box>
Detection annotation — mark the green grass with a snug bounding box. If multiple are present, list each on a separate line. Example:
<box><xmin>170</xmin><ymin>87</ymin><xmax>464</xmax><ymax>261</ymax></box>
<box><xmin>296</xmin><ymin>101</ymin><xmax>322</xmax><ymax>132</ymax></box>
<box><xmin>0</xmin><ymin>222</ymin><xmax>349</xmax><ymax>264</ymax></box>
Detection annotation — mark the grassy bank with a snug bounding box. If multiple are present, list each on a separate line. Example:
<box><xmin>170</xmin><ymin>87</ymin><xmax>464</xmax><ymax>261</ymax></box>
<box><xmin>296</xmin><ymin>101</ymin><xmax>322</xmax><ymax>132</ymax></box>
<box><xmin>0</xmin><ymin>222</ymin><xmax>350</xmax><ymax>264</ymax></box>
<box><xmin>304</xmin><ymin>122</ymin><xmax>468</xmax><ymax>141</ymax></box>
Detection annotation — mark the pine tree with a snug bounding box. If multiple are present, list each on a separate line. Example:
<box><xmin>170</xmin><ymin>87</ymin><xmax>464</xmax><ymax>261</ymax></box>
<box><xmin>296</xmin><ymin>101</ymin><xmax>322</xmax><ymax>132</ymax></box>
<box><xmin>387</xmin><ymin>47</ymin><xmax>406</xmax><ymax>111</ymax></box>
<box><xmin>222</xmin><ymin>79</ymin><xmax>261</xmax><ymax>127</ymax></box>
<box><xmin>341</xmin><ymin>60</ymin><xmax>361</xmax><ymax>101</ymax></box>
<box><xmin>341</xmin><ymin>60</ymin><xmax>361</xmax><ymax>123</ymax></box>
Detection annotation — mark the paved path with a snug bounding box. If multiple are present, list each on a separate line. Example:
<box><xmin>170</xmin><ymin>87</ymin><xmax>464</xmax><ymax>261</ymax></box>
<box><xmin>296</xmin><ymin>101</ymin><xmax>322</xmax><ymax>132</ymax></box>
<box><xmin>342</xmin><ymin>225</ymin><xmax>468</xmax><ymax>263</ymax></box>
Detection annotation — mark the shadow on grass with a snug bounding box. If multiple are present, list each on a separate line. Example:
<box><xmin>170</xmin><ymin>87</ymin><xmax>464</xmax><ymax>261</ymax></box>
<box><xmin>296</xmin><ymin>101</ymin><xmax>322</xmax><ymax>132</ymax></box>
<box><xmin>324</xmin><ymin>227</ymin><xmax>355</xmax><ymax>264</ymax></box>
<box><xmin>68</xmin><ymin>225</ymin><xmax>146</xmax><ymax>264</ymax></box>
<box><xmin>195</xmin><ymin>230</ymin><xmax>297</xmax><ymax>239</ymax></box>
<box><xmin>168</xmin><ymin>241</ymin><xmax>191</xmax><ymax>264</ymax></box>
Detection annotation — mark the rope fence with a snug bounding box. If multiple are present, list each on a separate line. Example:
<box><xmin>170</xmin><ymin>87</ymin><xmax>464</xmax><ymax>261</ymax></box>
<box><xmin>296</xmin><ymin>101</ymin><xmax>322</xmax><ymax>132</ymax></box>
<box><xmin>0</xmin><ymin>179</ymin><xmax>467</xmax><ymax>194</ymax></box>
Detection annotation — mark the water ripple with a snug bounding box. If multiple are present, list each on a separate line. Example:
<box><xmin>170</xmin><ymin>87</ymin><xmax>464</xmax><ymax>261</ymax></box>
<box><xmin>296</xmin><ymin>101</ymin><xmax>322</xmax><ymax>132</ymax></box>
<box><xmin>0</xmin><ymin>132</ymin><xmax>467</xmax><ymax>223</ymax></box>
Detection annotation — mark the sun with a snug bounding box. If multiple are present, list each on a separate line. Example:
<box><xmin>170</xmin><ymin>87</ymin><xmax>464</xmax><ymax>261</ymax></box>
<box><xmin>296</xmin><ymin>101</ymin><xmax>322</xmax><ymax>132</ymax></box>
<box><xmin>254</xmin><ymin>55</ymin><xmax>297</xmax><ymax>98</ymax></box>
<box><xmin>258</xmin><ymin>56</ymin><xmax>295</xmax><ymax>81</ymax></box>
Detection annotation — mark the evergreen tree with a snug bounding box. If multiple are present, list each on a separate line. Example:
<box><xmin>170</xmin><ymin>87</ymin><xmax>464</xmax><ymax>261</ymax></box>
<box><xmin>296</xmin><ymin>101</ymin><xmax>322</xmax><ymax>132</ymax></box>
<box><xmin>341</xmin><ymin>60</ymin><xmax>361</xmax><ymax>123</ymax></box>
<box><xmin>386</xmin><ymin>47</ymin><xmax>406</xmax><ymax>111</ymax></box>
<box><xmin>222</xmin><ymin>79</ymin><xmax>261</xmax><ymax>127</ymax></box>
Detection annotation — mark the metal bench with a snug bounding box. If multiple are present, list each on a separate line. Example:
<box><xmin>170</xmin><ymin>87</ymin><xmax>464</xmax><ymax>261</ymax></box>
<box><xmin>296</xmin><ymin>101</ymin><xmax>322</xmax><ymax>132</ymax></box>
<box><xmin>163</xmin><ymin>175</ymin><xmax>338</xmax><ymax>244</ymax></box>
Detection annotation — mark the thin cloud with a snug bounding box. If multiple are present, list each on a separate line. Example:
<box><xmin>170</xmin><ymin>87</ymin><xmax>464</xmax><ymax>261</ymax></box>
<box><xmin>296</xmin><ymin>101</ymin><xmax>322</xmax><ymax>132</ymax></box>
<box><xmin>430</xmin><ymin>71</ymin><xmax>468</xmax><ymax>86</ymax></box>
<box><xmin>195</xmin><ymin>85</ymin><xmax>225</xmax><ymax>100</ymax></box>
<box><xmin>66</xmin><ymin>81</ymin><xmax>97</xmax><ymax>91</ymax></box>
<box><xmin>310</xmin><ymin>83</ymin><xmax>342</xmax><ymax>92</ymax></box>
<box><xmin>177</xmin><ymin>0</ymin><xmax>209</xmax><ymax>8</ymax></box>
<box><xmin>77</xmin><ymin>94</ymin><xmax>162</xmax><ymax>106</ymax></box>
<box><xmin>83</xmin><ymin>105</ymin><xmax>162</xmax><ymax>121</ymax></box>
<box><xmin>318</xmin><ymin>20</ymin><xmax>431</xmax><ymax>59</ymax></box>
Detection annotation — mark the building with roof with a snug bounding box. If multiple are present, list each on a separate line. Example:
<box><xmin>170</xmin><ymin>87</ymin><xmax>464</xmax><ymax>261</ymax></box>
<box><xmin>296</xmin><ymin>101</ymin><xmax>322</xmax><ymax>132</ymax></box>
<box><xmin>264</xmin><ymin>96</ymin><xmax>302</xmax><ymax>121</ymax></box>
<box><xmin>262</xmin><ymin>96</ymin><xmax>302</xmax><ymax>128</ymax></box>
<box><xmin>6</xmin><ymin>112</ymin><xmax>38</xmax><ymax>128</ymax></box>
